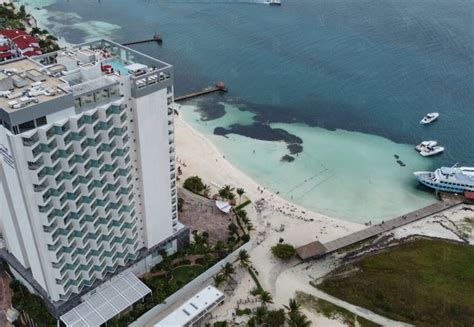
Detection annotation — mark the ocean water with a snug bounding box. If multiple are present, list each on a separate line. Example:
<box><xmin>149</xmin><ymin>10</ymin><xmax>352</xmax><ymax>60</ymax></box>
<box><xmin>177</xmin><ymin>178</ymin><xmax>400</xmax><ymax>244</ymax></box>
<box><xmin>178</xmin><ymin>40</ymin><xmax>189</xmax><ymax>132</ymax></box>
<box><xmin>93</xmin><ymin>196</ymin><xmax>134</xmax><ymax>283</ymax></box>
<box><xmin>15</xmin><ymin>0</ymin><xmax>474</xmax><ymax>222</ymax></box>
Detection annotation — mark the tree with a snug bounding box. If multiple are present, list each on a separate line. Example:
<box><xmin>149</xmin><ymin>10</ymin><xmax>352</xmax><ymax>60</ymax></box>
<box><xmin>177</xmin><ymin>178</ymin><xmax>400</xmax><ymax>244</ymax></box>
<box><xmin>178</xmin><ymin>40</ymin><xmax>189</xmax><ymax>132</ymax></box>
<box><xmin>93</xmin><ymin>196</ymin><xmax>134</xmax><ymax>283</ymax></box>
<box><xmin>237</xmin><ymin>249</ymin><xmax>251</xmax><ymax>267</ymax></box>
<box><xmin>183</xmin><ymin>176</ymin><xmax>205</xmax><ymax>193</ymax></box>
<box><xmin>220</xmin><ymin>262</ymin><xmax>235</xmax><ymax>280</ymax></box>
<box><xmin>258</xmin><ymin>290</ymin><xmax>273</xmax><ymax>306</ymax></box>
<box><xmin>265</xmin><ymin>309</ymin><xmax>286</xmax><ymax>327</ymax></box>
<box><xmin>254</xmin><ymin>306</ymin><xmax>268</xmax><ymax>325</ymax></box>
<box><xmin>213</xmin><ymin>273</ymin><xmax>225</xmax><ymax>287</ymax></box>
<box><xmin>284</xmin><ymin>298</ymin><xmax>302</xmax><ymax>315</ymax></box>
<box><xmin>287</xmin><ymin>311</ymin><xmax>312</xmax><ymax>327</ymax></box>
<box><xmin>219</xmin><ymin>185</ymin><xmax>235</xmax><ymax>200</ymax></box>
<box><xmin>271</xmin><ymin>243</ymin><xmax>296</xmax><ymax>260</ymax></box>
<box><xmin>228</xmin><ymin>223</ymin><xmax>239</xmax><ymax>236</ymax></box>
<box><xmin>214</xmin><ymin>240</ymin><xmax>226</xmax><ymax>256</ymax></box>
<box><xmin>236</xmin><ymin>187</ymin><xmax>245</xmax><ymax>203</ymax></box>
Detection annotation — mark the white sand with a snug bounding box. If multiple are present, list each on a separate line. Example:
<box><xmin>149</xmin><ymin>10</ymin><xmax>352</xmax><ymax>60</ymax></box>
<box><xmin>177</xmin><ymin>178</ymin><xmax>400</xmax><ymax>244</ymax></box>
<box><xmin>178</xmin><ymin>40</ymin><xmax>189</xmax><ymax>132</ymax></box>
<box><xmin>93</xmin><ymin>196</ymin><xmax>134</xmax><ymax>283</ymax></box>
<box><xmin>174</xmin><ymin>108</ymin><xmax>364</xmax><ymax>324</ymax></box>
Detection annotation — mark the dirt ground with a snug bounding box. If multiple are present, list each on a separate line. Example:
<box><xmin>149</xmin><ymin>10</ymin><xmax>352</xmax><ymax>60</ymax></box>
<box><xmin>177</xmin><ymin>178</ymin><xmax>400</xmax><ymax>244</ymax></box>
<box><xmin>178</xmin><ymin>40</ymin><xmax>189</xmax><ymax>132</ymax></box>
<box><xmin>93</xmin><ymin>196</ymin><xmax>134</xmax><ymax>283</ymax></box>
<box><xmin>178</xmin><ymin>188</ymin><xmax>234</xmax><ymax>244</ymax></box>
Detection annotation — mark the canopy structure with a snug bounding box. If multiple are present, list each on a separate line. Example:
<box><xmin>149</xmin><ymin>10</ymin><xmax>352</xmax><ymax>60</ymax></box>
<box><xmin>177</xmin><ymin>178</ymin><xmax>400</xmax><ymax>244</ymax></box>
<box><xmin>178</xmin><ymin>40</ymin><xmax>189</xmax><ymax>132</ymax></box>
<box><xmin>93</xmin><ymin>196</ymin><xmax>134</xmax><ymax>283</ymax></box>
<box><xmin>125</xmin><ymin>63</ymin><xmax>147</xmax><ymax>72</ymax></box>
<box><xmin>155</xmin><ymin>285</ymin><xmax>225</xmax><ymax>327</ymax></box>
<box><xmin>60</xmin><ymin>272</ymin><xmax>151</xmax><ymax>327</ymax></box>
<box><xmin>215</xmin><ymin>201</ymin><xmax>231</xmax><ymax>214</ymax></box>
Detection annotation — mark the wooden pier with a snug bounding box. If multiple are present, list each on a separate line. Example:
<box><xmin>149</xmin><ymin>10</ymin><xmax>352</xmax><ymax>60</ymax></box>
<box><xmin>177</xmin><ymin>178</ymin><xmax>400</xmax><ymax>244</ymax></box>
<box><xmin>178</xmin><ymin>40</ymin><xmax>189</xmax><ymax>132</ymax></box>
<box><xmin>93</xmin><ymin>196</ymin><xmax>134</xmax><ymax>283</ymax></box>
<box><xmin>174</xmin><ymin>82</ymin><xmax>228</xmax><ymax>102</ymax></box>
<box><xmin>123</xmin><ymin>35</ymin><xmax>162</xmax><ymax>46</ymax></box>
<box><xmin>296</xmin><ymin>199</ymin><xmax>463</xmax><ymax>260</ymax></box>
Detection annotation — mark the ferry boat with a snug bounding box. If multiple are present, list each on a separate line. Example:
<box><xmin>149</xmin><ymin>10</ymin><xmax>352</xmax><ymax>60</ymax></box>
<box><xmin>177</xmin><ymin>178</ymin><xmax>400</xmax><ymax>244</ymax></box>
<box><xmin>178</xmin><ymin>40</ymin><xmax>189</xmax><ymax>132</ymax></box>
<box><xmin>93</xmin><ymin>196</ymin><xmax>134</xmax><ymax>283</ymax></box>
<box><xmin>420</xmin><ymin>112</ymin><xmax>439</xmax><ymax>124</ymax></box>
<box><xmin>414</xmin><ymin>166</ymin><xmax>474</xmax><ymax>193</ymax></box>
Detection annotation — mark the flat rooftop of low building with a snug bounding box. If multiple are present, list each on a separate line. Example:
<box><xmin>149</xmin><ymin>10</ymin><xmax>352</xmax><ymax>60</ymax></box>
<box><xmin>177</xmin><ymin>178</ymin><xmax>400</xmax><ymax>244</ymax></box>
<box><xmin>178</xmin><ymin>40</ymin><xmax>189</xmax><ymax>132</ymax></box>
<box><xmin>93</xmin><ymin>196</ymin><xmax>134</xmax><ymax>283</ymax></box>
<box><xmin>155</xmin><ymin>286</ymin><xmax>225</xmax><ymax>327</ymax></box>
<box><xmin>0</xmin><ymin>58</ymin><xmax>68</xmax><ymax>113</ymax></box>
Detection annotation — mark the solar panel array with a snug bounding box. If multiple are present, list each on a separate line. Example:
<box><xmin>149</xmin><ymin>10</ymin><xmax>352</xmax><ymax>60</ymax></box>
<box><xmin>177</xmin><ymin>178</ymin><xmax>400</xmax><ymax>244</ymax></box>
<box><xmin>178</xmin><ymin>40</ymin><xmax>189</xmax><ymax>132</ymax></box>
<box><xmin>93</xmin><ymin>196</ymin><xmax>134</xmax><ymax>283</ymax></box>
<box><xmin>60</xmin><ymin>272</ymin><xmax>151</xmax><ymax>326</ymax></box>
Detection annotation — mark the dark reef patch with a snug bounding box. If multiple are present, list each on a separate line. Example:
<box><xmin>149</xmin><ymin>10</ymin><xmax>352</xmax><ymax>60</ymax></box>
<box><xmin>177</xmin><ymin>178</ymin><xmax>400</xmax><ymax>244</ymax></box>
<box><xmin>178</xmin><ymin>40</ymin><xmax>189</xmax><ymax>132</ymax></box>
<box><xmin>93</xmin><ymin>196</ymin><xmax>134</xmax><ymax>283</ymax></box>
<box><xmin>213</xmin><ymin>123</ymin><xmax>303</xmax><ymax>154</ymax></box>
<box><xmin>281</xmin><ymin>155</ymin><xmax>295</xmax><ymax>162</ymax></box>
<box><xmin>288</xmin><ymin>143</ymin><xmax>303</xmax><ymax>155</ymax></box>
<box><xmin>193</xmin><ymin>99</ymin><xmax>226</xmax><ymax>121</ymax></box>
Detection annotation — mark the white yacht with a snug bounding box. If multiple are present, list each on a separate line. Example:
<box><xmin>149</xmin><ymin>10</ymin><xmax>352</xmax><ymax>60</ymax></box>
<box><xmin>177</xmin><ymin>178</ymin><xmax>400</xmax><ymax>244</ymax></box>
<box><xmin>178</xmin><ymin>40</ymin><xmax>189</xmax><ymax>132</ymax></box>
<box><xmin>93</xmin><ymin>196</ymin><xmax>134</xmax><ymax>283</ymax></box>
<box><xmin>415</xmin><ymin>140</ymin><xmax>437</xmax><ymax>152</ymax></box>
<box><xmin>414</xmin><ymin>166</ymin><xmax>474</xmax><ymax>193</ymax></box>
<box><xmin>419</xmin><ymin>146</ymin><xmax>444</xmax><ymax>157</ymax></box>
<box><xmin>266</xmin><ymin>0</ymin><xmax>282</xmax><ymax>5</ymax></box>
<box><xmin>420</xmin><ymin>112</ymin><xmax>439</xmax><ymax>124</ymax></box>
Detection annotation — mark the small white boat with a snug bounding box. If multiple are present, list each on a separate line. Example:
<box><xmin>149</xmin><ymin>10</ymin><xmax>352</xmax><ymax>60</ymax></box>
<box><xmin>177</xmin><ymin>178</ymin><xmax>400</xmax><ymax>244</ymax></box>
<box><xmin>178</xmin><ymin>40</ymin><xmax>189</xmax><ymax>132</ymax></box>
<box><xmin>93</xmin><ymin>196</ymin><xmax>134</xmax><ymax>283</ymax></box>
<box><xmin>420</xmin><ymin>146</ymin><xmax>444</xmax><ymax>157</ymax></box>
<box><xmin>420</xmin><ymin>112</ymin><xmax>439</xmax><ymax>124</ymax></box>
<box><xmin>266</xmin><ymin>0</ymin><xmax>281</xmax><ymax>5</ymax></box>
<box><xmin>415</xmin><ymin>140</ymin><xmax>437</xmax><ymax>152</ymax></box>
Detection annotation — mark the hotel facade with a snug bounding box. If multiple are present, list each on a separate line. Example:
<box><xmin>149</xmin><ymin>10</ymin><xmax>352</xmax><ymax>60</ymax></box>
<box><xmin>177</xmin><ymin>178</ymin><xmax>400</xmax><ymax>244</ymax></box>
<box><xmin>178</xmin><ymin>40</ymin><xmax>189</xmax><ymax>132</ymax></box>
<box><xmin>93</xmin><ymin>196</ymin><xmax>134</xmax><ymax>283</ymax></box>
<box><xmin>0</xmin><ymin>39</ymin><xmax>188</xmax><ymax>317</ymax></box>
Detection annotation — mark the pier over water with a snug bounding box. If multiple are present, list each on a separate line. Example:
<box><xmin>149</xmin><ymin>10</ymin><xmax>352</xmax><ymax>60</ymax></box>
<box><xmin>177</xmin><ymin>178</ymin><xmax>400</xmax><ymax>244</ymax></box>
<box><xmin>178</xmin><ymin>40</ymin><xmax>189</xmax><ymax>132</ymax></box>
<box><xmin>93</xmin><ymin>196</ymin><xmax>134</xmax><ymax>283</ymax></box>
<box><xmin>296</xmin><ymin>198</ymin><xmax>464</xmax><ymax>260</ymax></box>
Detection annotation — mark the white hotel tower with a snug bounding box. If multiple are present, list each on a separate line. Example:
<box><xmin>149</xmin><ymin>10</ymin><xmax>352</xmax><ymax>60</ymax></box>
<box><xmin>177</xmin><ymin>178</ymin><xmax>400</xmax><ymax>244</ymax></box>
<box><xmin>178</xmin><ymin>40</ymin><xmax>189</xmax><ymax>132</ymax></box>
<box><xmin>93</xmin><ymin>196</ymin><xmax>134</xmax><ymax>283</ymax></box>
<box><xmin>0</xmin><ymin>39</ymin><xmax>188</xmax><ymax>317</ymax></box>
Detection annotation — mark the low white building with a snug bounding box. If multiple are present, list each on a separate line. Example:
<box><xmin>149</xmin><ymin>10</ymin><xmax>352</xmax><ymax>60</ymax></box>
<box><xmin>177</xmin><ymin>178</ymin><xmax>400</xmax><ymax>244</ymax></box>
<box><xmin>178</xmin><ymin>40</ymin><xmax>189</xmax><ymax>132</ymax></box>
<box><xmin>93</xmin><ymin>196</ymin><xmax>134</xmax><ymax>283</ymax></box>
<box><xmin>155</xmin><ymin>286</ymin><xmax>225</xmax><ymax>327</ymax></box>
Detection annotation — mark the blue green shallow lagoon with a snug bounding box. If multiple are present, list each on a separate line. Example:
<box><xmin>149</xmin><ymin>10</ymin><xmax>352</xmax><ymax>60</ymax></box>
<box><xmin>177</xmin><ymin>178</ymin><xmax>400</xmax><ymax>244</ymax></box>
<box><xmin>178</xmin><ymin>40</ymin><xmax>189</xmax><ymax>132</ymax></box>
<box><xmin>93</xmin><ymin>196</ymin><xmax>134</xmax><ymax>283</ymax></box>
<box><xmin>15</xmin><ymin>0</ymin><xmax>473</xmax><ymax>223</ymax></box>
<box><xmin>182</xmin><ymin>103</ymin><xmax>436</xmax><ymax>222</ymax></box>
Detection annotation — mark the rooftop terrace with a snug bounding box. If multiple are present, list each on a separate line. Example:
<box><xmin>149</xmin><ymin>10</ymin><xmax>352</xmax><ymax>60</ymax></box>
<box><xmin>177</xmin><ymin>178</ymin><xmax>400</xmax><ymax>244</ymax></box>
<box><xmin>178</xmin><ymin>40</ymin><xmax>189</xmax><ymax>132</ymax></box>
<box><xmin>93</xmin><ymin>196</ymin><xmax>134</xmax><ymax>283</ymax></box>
<box><xmin>0</xmin><ymin>39</ymin><xmax>172</xmax><ymax>113</ymax></box>
<box><xmin>0</xmin><ymin>58</ymin><xmax>69</xmax><ymax>113</ymax></box>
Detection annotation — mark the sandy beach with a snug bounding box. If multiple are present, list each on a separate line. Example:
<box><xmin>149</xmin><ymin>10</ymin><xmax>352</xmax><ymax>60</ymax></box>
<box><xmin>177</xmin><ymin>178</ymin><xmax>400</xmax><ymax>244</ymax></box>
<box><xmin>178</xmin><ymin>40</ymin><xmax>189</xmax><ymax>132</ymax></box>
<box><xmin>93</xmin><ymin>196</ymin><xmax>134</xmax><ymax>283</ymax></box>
<box><xmin>174</xmin><ymin>105</ymin><xmax>474</xmax><ymax>325</ymax></box>
<box><xmin>174</xmin><ymin>106</ymin><xmax>364</xmax><ymax>325</ymax></box>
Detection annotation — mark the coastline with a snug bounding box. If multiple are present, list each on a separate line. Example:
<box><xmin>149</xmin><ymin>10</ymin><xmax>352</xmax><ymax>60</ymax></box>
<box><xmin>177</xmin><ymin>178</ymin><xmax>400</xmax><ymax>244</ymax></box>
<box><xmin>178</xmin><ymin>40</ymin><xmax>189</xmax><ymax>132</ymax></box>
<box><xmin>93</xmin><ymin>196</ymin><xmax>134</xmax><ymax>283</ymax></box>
<box><xmin>175</xmin><ymin>105</ymin><xmax>364</xmax><ymax>325</ymax></box>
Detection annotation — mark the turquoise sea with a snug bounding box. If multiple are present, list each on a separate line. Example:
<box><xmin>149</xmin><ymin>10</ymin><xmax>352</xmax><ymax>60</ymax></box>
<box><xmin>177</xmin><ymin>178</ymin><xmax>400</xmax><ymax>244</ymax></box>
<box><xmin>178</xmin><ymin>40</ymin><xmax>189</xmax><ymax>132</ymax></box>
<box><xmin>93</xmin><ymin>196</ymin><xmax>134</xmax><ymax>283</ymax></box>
<box><xmin>16</xmin><ymin>0</ymin><xmax>474</xmax><ymax>222</ymax></box>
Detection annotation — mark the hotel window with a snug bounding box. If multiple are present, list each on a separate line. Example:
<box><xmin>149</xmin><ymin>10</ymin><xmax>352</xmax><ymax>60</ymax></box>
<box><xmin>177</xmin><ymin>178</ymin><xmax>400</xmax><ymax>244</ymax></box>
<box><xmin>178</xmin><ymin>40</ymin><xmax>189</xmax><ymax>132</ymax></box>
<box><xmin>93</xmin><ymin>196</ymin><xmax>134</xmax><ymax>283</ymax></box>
<box><xmin>18</xmin><ymin>120</ymin><xmax>36</xmax><ymax>134</ymax></box>
<box><xmin>35</xmin><ymin>116</ymin><xmax>47</xmax><ymax>127</ymax></box>
<box><xmin>74</xmin><ymin>98</ymin><xmax>82</xmax><ymax>109</ymax></box>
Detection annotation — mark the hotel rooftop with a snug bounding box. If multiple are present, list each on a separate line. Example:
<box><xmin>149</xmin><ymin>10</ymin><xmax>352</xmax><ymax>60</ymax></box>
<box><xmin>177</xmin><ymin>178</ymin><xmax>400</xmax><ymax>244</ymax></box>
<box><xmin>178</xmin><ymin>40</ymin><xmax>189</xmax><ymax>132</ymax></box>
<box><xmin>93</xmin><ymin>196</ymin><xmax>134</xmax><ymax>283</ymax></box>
<box><xmin>0</xmin><ymin>39</ymin><xmax>172</xmax><ymax>134</ymax></box>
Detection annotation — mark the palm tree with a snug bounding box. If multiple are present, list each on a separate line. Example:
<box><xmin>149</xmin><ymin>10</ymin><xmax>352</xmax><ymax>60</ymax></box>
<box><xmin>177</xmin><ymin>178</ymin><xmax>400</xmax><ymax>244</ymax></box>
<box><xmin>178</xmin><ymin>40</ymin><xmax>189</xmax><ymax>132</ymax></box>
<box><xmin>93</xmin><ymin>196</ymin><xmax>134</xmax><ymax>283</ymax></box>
<box><xmin>220</xmin><ymin>262</ymin><xmax>235</xmax><ymax>280</ymax></box>
<box><xmin>219</xmin><ymin>185</ymin><xmax>235</xmax><ymax>200</ymax></box>
<box><xmin>287</xmin><ymin>312</ymin><xmax>311</xmax><ymax>327</ymax></box>
<box><xmin>246</xmin><ymin>223</ymin><xmax>255</xmax><ymax>233</ymax></box>
<box><xmin>213</xmin><ymin>273</ymin><xmax>225</xmax><ymax>287</ymax></box>
<box><xmin>237</xmin><ymin>249</ymin><xmax>251</xmax><ymax>267</ymax></box>
<box><xmin>258</xmin><ymin>290</ymin><xmax>273</xmax><ymax>306</ymax></box>
<box><xmin>254</xmin><ymin>306</ymin><xmax>268</xmax><ymax>325</ymax></box>
<box><xmin>284</xmin><ymin>298</ymin><xmax>302</xmax><ymax>315</ymax></box>
<box><xmin>236</xmin><ymin>187</ymin><xmax>245</xmax><ymax>203</ymax></box>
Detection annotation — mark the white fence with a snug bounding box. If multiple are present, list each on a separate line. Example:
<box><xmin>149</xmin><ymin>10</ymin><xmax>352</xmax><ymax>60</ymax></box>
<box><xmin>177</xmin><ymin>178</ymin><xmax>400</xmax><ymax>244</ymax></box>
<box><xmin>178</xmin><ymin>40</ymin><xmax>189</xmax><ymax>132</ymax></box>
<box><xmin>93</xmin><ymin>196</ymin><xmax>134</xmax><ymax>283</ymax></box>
<box><xmin>130</xmin><ymin>240</ymin><xmax>253</xmax><ymax>327</ymax></box>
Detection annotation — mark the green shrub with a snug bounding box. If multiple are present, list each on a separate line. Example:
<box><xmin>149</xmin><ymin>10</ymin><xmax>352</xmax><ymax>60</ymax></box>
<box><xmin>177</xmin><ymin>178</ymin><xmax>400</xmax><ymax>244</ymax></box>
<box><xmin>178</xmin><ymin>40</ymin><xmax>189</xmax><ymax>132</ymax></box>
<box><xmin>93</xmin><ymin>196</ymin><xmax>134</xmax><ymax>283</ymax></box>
<box><xmin>271</xmin><ymin>243</ymin><xmax>296</xmax><ymax>260</ymax></box>
<box><xmin>183</xmin><ymin>176</ymin><xmax>205</xmax><ymax>193</ymax></box>
<box><xmin>236</xmin><ymin>307</ymin><xmax>252</xmax><ymax>316</ymax></box>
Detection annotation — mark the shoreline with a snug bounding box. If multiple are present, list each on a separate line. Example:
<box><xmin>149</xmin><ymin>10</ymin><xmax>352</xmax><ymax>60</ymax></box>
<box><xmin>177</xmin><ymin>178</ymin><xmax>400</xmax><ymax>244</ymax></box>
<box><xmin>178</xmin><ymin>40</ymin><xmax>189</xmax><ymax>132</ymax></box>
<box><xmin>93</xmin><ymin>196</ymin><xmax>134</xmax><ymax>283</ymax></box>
<box><xmin>174</xmin><ymin>106</ymin><xmax>364</xmax><ymax>234</ymax></box>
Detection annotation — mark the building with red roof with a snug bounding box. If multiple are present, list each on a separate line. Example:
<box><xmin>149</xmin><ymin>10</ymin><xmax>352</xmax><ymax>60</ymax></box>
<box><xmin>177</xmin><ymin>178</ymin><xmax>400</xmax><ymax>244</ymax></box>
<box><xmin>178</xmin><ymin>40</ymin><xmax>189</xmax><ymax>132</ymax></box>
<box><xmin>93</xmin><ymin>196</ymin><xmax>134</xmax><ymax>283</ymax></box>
<box><xmin>0</xmin><ymin>29</ymin><xmax>42</xmax><ymax>62</ymax></box>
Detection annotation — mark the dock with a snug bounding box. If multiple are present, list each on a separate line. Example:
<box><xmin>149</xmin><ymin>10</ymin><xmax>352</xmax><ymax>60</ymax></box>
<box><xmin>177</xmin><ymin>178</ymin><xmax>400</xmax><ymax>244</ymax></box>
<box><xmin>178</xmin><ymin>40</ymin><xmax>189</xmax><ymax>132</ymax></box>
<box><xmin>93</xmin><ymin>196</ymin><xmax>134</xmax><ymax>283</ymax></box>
<box><xmin>123</xmin><ymin>35</ymin><xmax>162</xmax><ymax>46</ymax></box>
<box><xmin>175</xmin><ymin>82</ymin><xmax>228</xmax><ymax>102</ymax></box>
<box><xmin>296</xmin><ymin>199</ymin><xmax>463</xmax><ymax>260</ymax></box>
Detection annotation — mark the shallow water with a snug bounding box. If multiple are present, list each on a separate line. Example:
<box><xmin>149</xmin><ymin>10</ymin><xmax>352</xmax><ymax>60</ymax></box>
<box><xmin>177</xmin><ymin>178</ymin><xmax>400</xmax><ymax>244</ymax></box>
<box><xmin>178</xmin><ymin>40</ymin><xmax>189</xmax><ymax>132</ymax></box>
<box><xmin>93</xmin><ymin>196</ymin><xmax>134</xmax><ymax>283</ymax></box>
<box><xmin>16</xmin><ymin>0</ymin><xmax>473</xmax><ymax>221</ymax></box>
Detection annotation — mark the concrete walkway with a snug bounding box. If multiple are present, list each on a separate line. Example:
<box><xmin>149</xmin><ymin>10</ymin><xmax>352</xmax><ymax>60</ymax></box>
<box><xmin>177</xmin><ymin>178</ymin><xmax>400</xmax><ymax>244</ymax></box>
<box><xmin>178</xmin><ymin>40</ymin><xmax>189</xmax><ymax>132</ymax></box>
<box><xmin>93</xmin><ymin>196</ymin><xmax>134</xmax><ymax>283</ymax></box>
<box><xmin>298</xmin><ymin>200</ymin><xmax>462</xmax><ymax>259</ymax></box>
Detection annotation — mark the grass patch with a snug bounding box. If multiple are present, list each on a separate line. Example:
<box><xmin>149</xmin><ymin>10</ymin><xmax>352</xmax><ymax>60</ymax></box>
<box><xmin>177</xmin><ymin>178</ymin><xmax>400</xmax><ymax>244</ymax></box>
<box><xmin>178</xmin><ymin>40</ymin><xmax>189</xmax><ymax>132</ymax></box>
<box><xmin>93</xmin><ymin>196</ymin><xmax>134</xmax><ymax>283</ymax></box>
<box><xmin>317</xmin><ymin>239</ymin><xmax>474</xmax><ymax>327</ymax></box>
<box><xmin>171</xmin><ymin>265</ymin><xmax>206</xmax><ymax>284</ymax></box>
<box><xmin>296</xmin><ymin>291</ymin><xmax>380</xmax><ymax>327</ymax></box>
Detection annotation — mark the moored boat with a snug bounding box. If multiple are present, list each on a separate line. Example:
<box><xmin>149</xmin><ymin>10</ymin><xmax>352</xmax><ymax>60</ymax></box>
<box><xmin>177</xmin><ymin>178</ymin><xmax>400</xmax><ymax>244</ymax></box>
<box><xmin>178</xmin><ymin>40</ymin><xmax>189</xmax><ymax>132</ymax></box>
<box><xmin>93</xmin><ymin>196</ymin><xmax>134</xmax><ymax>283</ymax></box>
<box><xmin>415</xmin><ymin>140</ymin><xmax>437</xmax><ymax>152</ymax></box>
<box><xmin>414</xmin><ymin>166</ymin><xmax>474</xmax><ymax>193</ymax></box>
<box><xmin>420</xmin><ymin>112</ymin><xmax>439</xmax><ymax>124</ymax></box>
<box><xmin>419</xmin><ymin>146</ymin><xmax>444</xmax><ymax>157</ymax></box>
<box><xmin>266</xmin><ymin>0</ymin><xmax>282</xmax><ymax>5</ymax></box>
